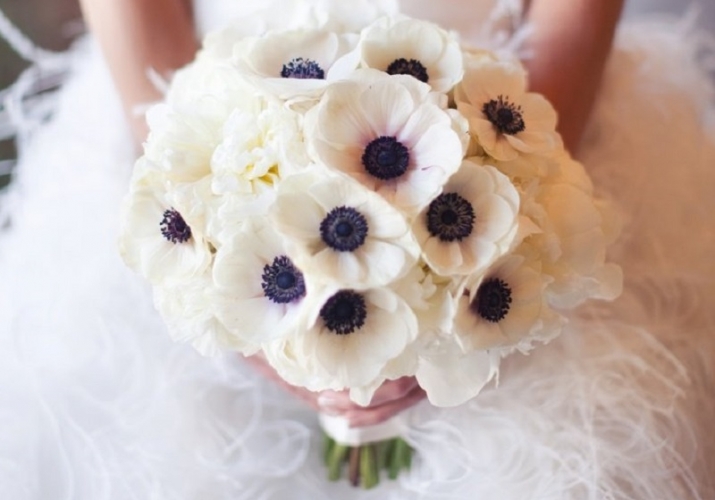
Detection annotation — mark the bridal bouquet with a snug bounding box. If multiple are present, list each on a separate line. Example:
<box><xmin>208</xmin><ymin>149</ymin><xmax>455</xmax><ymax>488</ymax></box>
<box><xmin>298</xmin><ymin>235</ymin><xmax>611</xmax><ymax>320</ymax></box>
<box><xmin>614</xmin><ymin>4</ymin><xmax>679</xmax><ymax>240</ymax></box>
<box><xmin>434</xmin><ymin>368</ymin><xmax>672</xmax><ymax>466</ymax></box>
<box><xmin>120</xmin><ymin>4</ymin><xmax>621</xmax><ymax>488</ymax></box>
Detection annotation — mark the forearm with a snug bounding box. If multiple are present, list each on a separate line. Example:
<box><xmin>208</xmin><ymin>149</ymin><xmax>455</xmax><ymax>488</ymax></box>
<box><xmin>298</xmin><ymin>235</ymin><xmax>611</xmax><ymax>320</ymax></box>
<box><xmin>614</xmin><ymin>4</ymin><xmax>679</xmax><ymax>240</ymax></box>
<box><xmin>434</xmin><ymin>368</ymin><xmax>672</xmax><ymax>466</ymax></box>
<box><xmin>79</xmin><ymin>0</ymin><xmax>198</xmax><ymax>145</ymax></box>
<box><xmin>522</xmin><ymin>0</ymin><xmax>624</xmax><ymax>154</ymax></box>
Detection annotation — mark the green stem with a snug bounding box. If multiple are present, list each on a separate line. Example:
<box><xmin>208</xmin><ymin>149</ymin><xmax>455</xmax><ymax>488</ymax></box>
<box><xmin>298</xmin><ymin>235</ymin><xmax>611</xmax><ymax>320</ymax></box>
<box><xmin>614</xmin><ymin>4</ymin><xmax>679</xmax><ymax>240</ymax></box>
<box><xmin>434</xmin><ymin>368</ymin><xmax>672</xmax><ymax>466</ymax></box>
<box><xmin>360</xmin><ymin>444</ymin><xmax>379</xmax><ymax>489</ymax></box>
<box><xmin>323</xmin><ymin>434</ymin><xmax>335</xmax><ymax>465</ymax></box>
<box><xmin>376</xmin><ymin>441</ymin><xmax>390</xmax><ymax>471</ymax></box>
<box><xmin>397</xmin><ymin>438</ymin><xmax>412</xmax><ymax>470</ymax></box>
<box><xmin>327</xmin><ymin>443</ymin><xmax>349</xmax><ymax>482</ymax></box>
<box><xmin>388</xmin><ymin>439</ymin><xmax>402</xmax><ymax>480</ymax></box>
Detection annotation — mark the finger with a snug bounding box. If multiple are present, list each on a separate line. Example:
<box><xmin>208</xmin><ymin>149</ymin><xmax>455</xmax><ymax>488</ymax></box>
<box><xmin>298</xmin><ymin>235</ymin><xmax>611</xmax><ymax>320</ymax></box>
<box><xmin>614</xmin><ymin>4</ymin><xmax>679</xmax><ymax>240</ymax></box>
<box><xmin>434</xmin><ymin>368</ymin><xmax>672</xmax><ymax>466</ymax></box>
<box><xmin>367</xmin><ymin>377</ymin><xmax>419</xmax><ymax>407</ymax></box>
<box><xmin>346</xmin><ymin>385</ymin><xmax>426</xmax><ymax>428</ymax></box>
<box><xmin>317</xmin><ymin>377</ymin><xmax>420</xmax><ymax>414</ymax></box>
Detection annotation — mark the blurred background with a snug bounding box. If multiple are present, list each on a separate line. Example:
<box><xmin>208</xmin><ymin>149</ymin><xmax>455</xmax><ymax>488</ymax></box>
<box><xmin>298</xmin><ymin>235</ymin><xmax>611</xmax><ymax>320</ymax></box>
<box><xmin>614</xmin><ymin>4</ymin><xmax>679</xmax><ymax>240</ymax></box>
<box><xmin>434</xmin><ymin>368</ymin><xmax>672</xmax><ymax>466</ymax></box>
<box><xmin>0</xmin><ymin>0</ymin><xmax>713</xmax><ymax>189</ymax></box>
<box><xmin>0</xmin><ymin>0</ymin><xmax>81</xmax><ymax>189</ymax></box>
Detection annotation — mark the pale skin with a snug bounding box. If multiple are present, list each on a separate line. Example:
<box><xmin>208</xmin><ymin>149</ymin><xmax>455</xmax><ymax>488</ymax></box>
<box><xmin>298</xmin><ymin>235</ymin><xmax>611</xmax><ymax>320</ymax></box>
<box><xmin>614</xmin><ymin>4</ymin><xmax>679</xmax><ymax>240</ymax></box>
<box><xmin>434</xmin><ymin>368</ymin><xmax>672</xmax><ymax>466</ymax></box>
<box><xmin>80</xmin><ymin>0</ymin><xmax>623</xmax><ymax>426</ymax></box>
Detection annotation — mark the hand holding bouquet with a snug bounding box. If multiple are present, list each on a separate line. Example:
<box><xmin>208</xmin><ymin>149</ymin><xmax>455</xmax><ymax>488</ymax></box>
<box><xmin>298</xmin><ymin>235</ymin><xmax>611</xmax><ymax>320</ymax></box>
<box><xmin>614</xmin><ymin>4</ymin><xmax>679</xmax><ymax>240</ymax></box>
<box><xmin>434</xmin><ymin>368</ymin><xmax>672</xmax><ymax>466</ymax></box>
<box><xmin>120</xmin><ymin>5</ymin><xmax>622</xmax><ymax>488</ymax></box>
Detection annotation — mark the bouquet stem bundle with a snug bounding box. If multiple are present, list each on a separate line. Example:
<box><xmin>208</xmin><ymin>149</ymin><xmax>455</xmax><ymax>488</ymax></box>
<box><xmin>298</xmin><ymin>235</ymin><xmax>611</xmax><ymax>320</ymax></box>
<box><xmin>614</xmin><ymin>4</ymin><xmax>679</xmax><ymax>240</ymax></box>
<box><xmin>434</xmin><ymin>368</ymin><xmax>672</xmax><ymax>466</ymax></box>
<box><xmin>323</xmin><ymin>432</ymin><xmax>413</xmax><ymax>489</ymax></box>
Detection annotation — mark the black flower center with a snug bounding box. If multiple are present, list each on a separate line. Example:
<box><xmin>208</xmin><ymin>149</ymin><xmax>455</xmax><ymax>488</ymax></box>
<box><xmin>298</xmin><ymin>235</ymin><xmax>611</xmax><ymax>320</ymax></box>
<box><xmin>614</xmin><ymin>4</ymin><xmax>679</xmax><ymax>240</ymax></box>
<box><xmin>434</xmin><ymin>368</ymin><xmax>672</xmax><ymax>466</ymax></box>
<box><xmin>319</xmin><ymin>206</ymin><xmax>369</xmax><ymax>252</ymax></box>
<box><xmin>160</xmin><ymin>209</ymin><xmax>192</xmax><ymax>244</ymax></box>
<box><xmin>280</xmin><ymin>57</ymin><xmax>325</xmax><ymax>79</ymax></box>
<box><xmin>426</xmin><ymin>192</ymin><xmax>475</xmax><ymax>242</ymax></box>
<box><xmin>261</xmin><ymin>255</ymin><xmax>306</xmax><ymax>304</ymax></box>
<box><xmin>482</xmin><ymin>95</ymin><xmax>525</xmax><ymax>135</ymax></box>
<box><xmin>471</xmin><ymin>278</ymin><xmax>512</xmax><ymax>323</ymax></box>
<box><xmin>386</xmin><ymin>58</ymin><xmax>429</xmax><ymax>83</ymax></box>
<box><xmin>320</xmin><ymin>290</ymin><xmax>367</xmax><ymax>335</ymax></box>
<box><xmin>361</xmin><ymin>136</ymin><xmax>410</xmax><ymax>181</ymax></box>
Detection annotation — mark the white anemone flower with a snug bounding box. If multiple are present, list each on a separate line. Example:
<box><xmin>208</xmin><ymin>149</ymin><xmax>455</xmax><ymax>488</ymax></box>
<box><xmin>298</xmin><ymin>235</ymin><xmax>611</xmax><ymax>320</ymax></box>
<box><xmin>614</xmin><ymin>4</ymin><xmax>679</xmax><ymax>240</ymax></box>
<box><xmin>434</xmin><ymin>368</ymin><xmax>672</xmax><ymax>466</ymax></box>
<box><xmin>211</xmin><ymin>101</ymin><xmax>309</xmax><ymax>196</ymax></box>
<box><xmin>212</xmin><ymin>221</ymin><xmax>311</xmax><ymax>346</ymax></box>
<box><xmin>270</xmin><ymin>172</ymin><xmax>419</xmax><ymax>288</ymax></box>
<box><xmin>454</xmin><ymin>254</ymin><xmax>563</xmax><ymax>352</ymax></box>
<box><xmin>455</xmin><ymin>59</ymin><xmax>561</xmax><ymax>161</ymax></box>
<box><xmin>360</xmin><ymin>16</ymin><xmax>463</xmax><ymax>92</ymax></box>
<box><xmin>119</xmin><ymin>186</ymin><xmax>211</xmax><ymax>286</ymax></box>
<box><xmin>286</xmin><ymin>285</ymin><xmax>419</xmax><ymax>391</ymax></box>
<box><xmin>414</xmin><ymin>159</ymin><xmax>520</xmax><ymax>277</ymax></box>
<box><xmin>310</xmin><ymin>70</ymin><xmax>464</xmax><ymax>215</ymax></box>
<box><xmin>234</xmin><ymin>29</ymin><xmax>360</xmax><ymax>100</ymax></box>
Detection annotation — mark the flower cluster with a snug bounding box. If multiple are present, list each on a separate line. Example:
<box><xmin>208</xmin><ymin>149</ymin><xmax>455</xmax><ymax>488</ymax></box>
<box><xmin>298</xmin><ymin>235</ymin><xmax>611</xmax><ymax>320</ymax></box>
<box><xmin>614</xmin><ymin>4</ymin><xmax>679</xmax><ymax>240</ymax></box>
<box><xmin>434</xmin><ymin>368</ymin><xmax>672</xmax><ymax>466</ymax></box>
<box><xmin>120</xmin><ymin>12</ymin><xmax>621</xmax><ymax>408</ymax></box>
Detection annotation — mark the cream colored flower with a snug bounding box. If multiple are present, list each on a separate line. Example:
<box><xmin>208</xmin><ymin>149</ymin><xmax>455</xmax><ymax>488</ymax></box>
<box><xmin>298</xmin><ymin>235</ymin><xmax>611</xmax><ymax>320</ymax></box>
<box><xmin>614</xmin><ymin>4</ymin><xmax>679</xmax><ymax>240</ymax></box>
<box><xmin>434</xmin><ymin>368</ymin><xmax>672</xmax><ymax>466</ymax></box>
<box><xmin>211</xmin><ymin>221</ymin><xmax>311</xmax><ymax>346</ymax></box>
<box><xmin>415</xmin><ymin>337</ymin><xmax>499</xmax><ymax>407</ymax></box>
<box><xmin>200</xmin><ymin>0</ymin><xmax>398</xmax><ymax>54</ymax></box>
<box><xmin>273</xmin><ymin>285</ymin><xmax>419</xmax><ymax>392</ymax></box>
<box><xmin>142</xmin><ymin>59</ymin><xmax>253</xmax><ymax>184</ymax></box>
<box><xmin>310</xmin><ymin>70</ymin><xmax>464</xmax><ymax>215</ymax></box>
<box><xmin>454</xmin><ymin>254</ymin><xmax>563</xmax><ymax>352</ymax></box>
<box><xmin>530</xmin><ymin>154</ymin><xmax>623</xmax><ymax>307</ymax></box>
<box><xmin>414</xmin><ymin>159</ymin><xmax>520</xmax><ymax>277</ymax></box>
<box><xmin>455</xmin><ymin>59</ymin><xmax>561</xmax><ymax>161</ymax></box>
<box><xmin>391</xmin><ymin>264</ymin><xmax>457</xmax><ymax>336</ymax></box>
<box><xmin>270</xmin><ymin>172</ymin><xmax>419</xmax><ymax>288</ymax></box>
<box><xmin>360</xmin><ymin>16</ymin><xmax>463</xmax><ymax>92</ymax></box>
<box><xmin>210</xmin><ymin>100</ymin><xmax>309</xmax><ymax>196</ymax></box>
<box><xmin>234</xmin><ymin>29</ymin><xmax>360</xmax><ymax>100</ymax></box>
<box><xmin>154</xmin><ymin>272</ymin><xmax>254</xmax><ymax>357</ymax></box>
<box><xmin>119</xmin><ymin>186</ymin><xmax>211</xmax><ymax>286</ymax></box>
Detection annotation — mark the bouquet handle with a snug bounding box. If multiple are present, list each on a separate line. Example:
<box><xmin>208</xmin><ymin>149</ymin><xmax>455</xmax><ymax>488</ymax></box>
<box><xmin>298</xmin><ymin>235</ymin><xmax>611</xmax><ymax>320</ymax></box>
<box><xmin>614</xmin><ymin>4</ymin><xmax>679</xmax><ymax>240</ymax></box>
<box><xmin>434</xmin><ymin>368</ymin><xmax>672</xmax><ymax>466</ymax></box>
<box><xmin>319</xmin><ymin>413</ymin><xmax>413</xmax><ymax>488</ymax></box>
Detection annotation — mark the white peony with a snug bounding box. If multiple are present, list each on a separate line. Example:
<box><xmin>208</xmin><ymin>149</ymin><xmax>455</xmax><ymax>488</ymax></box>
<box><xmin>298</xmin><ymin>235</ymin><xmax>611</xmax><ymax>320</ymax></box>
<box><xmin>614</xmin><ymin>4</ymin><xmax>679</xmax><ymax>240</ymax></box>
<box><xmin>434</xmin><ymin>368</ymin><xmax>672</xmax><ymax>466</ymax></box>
<box><xmin>142</xmin><ymin>59</ymin><xmax>254</xmax><ymax>184</ymax></box>
<box><xmin>200</xmin><ymin>0</ymin><xmax>398</xmax><ymax>56</ymax></box>
<box><xmin>413</xmin><ymin>159</ymin><xmax>520</xmax><ymax>277</ymax></box>
<box><xmin>234</xmin><ymin>29</ymin><xmax>360</xmax><ymax>101</ymax></box>
<box><xmin>210</xmin><ymin>100</ymin><xmax>309</xmax><ymax>196</ymax></box>
<box><xmin>119</xmin><ymin>185</ymin><xmax>212</xmax><ymax>286</ymax></box>
<box><xmin>154</xmin><ymin>272</ymin><xmax>253</xmax><ymax>357</ymax></box>
<box><xmin>455</xmin><ymin>59</ymin><xmax>561</xmax><ymax>161</ymax></box>
<box><xmin>453</xmin><ymin>254</ymin><xmax>563</xmax><ymax>352</ymax></box>
<box><xmin>270</xmin><ymin>171</ymin><xmax>420</xmax><ymax>288</ymax></box>
<box><xmin>309</xmin><ymin>70</ymin><xmax>465</xmax><ymax>215</ymax></box>
<box><xmin>212</xmin><ymin>221</ymin><xmax>311</xmax><ymax>347</ymax></box>
<box><xmin>531</xmin><ymin>154</ymin><xmax>623</xmax><ymax>308</ymax></box>
<box><xmin>360</xmin><ymin>16</ymin><xmax>463</xmax><ymax>92</ymax></box>
<box><xmin>143</xmin><ymin>102</ymin><xmax>220</xmax><ymax>184</ymax></box>
<box><xmin>391</xmin><ymin>265</ymin><xmax>457</xmax><ymax>336</ymax></box>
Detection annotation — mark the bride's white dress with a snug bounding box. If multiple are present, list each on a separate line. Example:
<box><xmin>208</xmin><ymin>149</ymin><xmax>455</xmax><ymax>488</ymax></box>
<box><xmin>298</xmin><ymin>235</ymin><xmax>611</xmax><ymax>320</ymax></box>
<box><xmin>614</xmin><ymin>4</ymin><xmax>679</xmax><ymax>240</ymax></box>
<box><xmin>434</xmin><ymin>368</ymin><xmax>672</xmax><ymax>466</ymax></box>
<box><xmin>1</xmin><ymin>1</ymin><xmax>714</xmax><ymax>498</ymax></box>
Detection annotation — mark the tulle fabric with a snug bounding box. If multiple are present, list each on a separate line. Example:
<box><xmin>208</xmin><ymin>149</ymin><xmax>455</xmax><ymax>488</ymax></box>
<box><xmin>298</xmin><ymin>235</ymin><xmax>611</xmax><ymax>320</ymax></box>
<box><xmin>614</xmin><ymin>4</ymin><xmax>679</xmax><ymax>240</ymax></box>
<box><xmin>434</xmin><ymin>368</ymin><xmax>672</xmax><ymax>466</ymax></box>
<box><xmin>1</xmin><ymin>1</ymin><xmax>714</xmax><ymax>498</ymax></box>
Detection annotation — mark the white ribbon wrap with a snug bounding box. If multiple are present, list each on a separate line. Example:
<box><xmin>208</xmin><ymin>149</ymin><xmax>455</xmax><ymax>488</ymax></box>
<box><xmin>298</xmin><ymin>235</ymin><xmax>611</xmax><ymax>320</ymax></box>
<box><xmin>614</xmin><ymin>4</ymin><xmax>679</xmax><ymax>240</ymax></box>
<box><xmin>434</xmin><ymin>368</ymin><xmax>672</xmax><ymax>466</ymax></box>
<box><xmin>319</xmin><ymin>413</ymin><xmax>408</xmax><ymax>446</ymax></box>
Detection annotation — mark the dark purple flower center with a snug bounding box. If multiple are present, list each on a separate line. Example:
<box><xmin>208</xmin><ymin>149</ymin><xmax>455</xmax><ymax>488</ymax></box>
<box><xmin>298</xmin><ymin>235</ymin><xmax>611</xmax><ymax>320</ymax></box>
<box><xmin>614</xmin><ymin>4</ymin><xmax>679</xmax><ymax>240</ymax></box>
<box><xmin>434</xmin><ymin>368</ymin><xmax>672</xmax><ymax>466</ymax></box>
<box><xmin>426</xmin><ymin>192</ymin><xmax>475</xmax><ymax>242</ymax></box>
<box><xmin>320</xmin><ymin>290</ymin><xmax>367</xmax><ymax>335</ymax></box>
<box><xmin>482</xmin><ymin>95</ymin><xmax>525</xmax><ymax>135</ymax></box>
<box><xmin>261</xmin><ymin>255</ymin><xmax>306</xmax><ymax>304</ymax></box>
<box><xmin>281</xmin><ymin>57</ymin><xmax>325</xmax><ymax>79</ymax></box>
<box><xmin>361</xmin><ymin>136</ymin><xmax>410</xmax><ymax>181</ymax></box>
<box><xmin>160</xmin><ymin>209</ymin><xmax>192</xmax><ymax>244</ymax></box>
<box><xmin>386</xmin><ymin>58</ymin><xmax>429</xmax><ymax>83</ymax></box>
<box><xmin>471</xmin><ymin>278</ymin><xmax>512</xmax><ymax>323</ymax></box>
<box><xmin>320</xmin><ymin>206</ymin><xmax>369</xmax><ymax>252</ymax></box>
